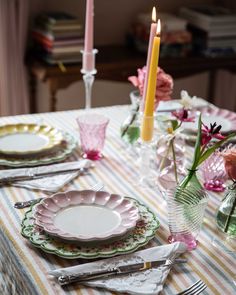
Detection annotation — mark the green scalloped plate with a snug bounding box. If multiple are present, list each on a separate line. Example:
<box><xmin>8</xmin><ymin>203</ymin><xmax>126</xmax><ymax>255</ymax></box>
<box><xmin>0</xmin><ymin>131</ymin><xmax>77</xmax><ymax>167</ymax></box>
<box><xmin>21</xmin><ymin>198</ymin><xmax>160</xmax><ymax>259</ymax></box>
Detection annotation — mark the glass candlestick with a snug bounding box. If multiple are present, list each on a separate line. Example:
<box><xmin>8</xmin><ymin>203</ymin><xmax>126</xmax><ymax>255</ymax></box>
<box><xmin>138</xmin><ymin>115</ymin><xmax>157</xmax><ymax>187</ymax></box>
<box><xmin>81</xmin><ymin>49</ymin><xmax>98</xmax><ymax>109</ymax></box>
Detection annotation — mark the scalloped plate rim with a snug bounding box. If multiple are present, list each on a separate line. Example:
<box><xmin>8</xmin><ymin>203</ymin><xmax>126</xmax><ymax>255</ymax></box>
<box><xmin>21</xmin><ymin>197</ymin><xmax>160</xmax><ymax>259</ymax></box>
<box><xmin>0</xmin><ymin>123</ymin><xmax>64</xmax><ymax>155</ymax></box>
<box><xmin>0</xmin><ymin>131</ymin><xmax>77</xmax><ymax>167</ymax></box>
<box><xmin>33</xmin><ymin>190</ymin><xmax>140</xmax><ymax>242</ymax></box>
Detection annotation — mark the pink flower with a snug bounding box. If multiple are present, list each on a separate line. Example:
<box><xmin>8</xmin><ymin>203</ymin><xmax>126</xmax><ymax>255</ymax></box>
<box><xmin>128</xmin><ymin>66</ymin><xmax>173</xmax><ymax>110</ymax></box>
<box><xmin>172</xmin><ymin>108</ymin><xmax>195</xmax><ymax>122</ymax></box>
<box><xmin>221</xmin><ymin>147</ymin><xmax>236</xmax><ymax>180</ymax></box>
<box><xmin>201</xmin><ymin>122</ymin><xmax>225</xmax><ymax>146</ymax></box>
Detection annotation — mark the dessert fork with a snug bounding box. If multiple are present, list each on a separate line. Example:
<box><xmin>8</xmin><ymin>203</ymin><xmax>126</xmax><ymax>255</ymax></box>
<box><xmin>176</xmin><ymin>279</ymin><xmax>207</xmax><ymax>295</ymax></box>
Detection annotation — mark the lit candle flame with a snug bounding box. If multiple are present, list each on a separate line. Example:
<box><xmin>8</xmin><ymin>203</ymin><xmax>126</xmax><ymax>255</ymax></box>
<box><xmin>157</xmin><ymin>19</ymin><xmax>161</xmax><ymax>35</ymax></box>
<box><xmin>152</xmin><ymin>7</ymin><xmax>156</xmax><ymax>22</ymax></box>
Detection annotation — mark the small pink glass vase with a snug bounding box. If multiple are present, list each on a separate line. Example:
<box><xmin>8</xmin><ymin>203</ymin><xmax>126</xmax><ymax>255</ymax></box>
<box><xmin>77</xmin><ymin>113</ymin><xmax>109</xmax><ymax>160</ymax></box>
<box><xmin>200</xmin><ymin>151</ymin><xmax>227</xmax><ymax>192</ymax></box>
<box><xmin>167</xmin><ymin>186</ymin><xmax>209</xmax><ymax>250</ymax></box>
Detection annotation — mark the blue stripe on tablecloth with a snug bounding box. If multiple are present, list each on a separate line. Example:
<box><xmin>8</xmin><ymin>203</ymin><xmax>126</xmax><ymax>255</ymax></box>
<box><xmin>0</xmin><ymin>227</ymin><xmax>41</xmax><ymax>295</ymax></box>
<box><xmin>1</xmin><ymin>106</ymin><xmax>236</xmax><ymax>295</ymax></box>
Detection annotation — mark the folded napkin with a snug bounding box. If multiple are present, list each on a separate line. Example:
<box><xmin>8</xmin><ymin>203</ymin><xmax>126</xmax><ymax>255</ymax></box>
<box><xmin>13</xmin><ymin>171</ymin><xmax>80</xmax><ymax>192</ymax></box>
<box><xmin>4</xmin><ymin>160</ymin><xmax>93</xmax><ymax>193</ymax></box>
<box><xmin>49</xmin><ymin>242</ymin><xmax>187</xmax><ymax>295</ymax></box>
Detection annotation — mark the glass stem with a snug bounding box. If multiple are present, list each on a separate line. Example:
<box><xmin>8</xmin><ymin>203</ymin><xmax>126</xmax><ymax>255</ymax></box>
<box><xmin>159</xmin><ymin>139</ymin><xmax>172</xmax><ymax>171</ymax></box>
<box><xmin>170</xmin><ymin>138</ymin><xmax>178</xmax><ymax>184</ymax></box>
<box><xmin>121</xmin><ymin>104</ymin><xmax>139</xmax><ymax>137</ymax></box>
<box><xmin>83</xmin><ymin>73</ymin><xmax>95</xmax><ymax>109</ymax></box>
<box><xmin>224</xmin><ymin>181</ymin><xmax>236</xmax><ymax>233</ymax></box>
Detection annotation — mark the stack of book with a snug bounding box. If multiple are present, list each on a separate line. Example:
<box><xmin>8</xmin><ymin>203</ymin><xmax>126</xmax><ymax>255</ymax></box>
<box><xmin>128</xmin><ymin>12</ymin><xmax>192</xmax><ymax>57</ymax></box>
<box><xmin>32</xmin><ymin>12</ymin><xmax>84</xmax><ymax>65</ymax></box>
<box><xmin>180</xmin><ymin>5</ymin><xmax>236</xmax><ymax>55</ymax></box>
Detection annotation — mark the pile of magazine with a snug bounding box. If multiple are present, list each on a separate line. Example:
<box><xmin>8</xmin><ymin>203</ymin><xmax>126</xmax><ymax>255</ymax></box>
<box><xmin>32</xmin><ymin>12</ymin><xmax>84</xmax><ymax>65</ymax></box>
<box><xmin>128</xmin><ymin>12</ymin><xmax>192</xmax><ymax>57</ymax></box>
<box><xmin>180</xmin><ymin>5</ymin><xmax>236</xmax><ymax>56</ymax></box>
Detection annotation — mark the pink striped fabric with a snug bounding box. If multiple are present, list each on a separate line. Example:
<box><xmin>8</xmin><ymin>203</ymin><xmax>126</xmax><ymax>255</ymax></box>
<box><xmin>0</xmin><ymin>105</ymin><xmax>235</xmax><ymax>295</ymax></box>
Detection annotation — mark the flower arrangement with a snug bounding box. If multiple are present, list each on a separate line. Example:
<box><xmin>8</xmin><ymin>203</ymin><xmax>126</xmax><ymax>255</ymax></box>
<box><xmin>128</xmin><ymin>66</ymin><xmax>174</xmax><ymax>111</ymax></box>
<box><xmin>159</xmin><ymin>107</ymin><xmax>195</xmax><ymax>183</ymax></box>
<box><xmin>179</xmin><ymin>114</ymin><xmax>235</xmax><ymax>190</ymax></box>
<box><xmin>157</xmin><ymin>91</ymin><xmax>198</xmax><ymax>184</ymax></box>
<box><xmin>121</xmin><ymin>66</ymin><xmax>173</xmax><ymax>142</ymax></box>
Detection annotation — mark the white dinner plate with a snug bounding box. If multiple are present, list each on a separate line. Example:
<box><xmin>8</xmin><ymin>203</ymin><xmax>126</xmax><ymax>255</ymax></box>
<box><xmin>0</xmin><ymin>124</ymin><xmax>63</xmax><ymax>156</ymax></box>
<box><xmin>0</xmin><ymin>131</ymin><xmax>77</xmax><ymax>167</ymax></box>
<box><xmin>157</xmin><ymin>97</ymin><xmax>208</xmax><ymax>112</ymax></box>
<box><xmin>182</xmin><ymin>107</ymin><xmax>236</xmax><ymax>134</ymax></box>
<box><xmin>33</xmin><ymin>190</ymin><xmax>140</xmax><ymax>242</ymax></box>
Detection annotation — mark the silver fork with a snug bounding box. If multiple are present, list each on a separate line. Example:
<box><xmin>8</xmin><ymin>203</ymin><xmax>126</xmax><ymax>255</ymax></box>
<box><xmin>14</xmin><ymin>182</ymin><xmax>104</xmax><ymax>209</ymax></box>
<box><xmin>176</xmin><ymin>279</ymin><xmax>207</xmax><ymax>295</ymax></box>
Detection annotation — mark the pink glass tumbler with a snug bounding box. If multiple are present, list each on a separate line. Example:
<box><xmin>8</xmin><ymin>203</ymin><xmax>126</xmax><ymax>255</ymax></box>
<box><xmin>77</xmin><ymin>113</ymin><xmax>109</xmax><ymax>160</ymax></box>
<box><xmin>200</xmin><ymin>151</ymin><xmax>227</xmax><ymax>192</ymax></box>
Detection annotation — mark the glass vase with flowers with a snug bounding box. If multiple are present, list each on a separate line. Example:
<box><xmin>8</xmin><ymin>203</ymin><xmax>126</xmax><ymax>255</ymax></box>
<box><xmin>157</xmin><ymin>107</ymin><xmax>195</xmax><ymax>192</ymax></box>
<box><xmin>178</xmin><ymin>116</ymin><xmax>235</xmax><ymax>192</ymax></box>
<box><xmin>120</xmin><ymin>66</ymin><xmax>173</xmax><ymax>147</ymax></box>
<box><xmin>168</xmin><ymin>114</ymin><xmax>235</xmax><ymax>250</ymax></box>
<box><xmin>213</xmin><ymin>145</ymin><xmax>236</xmax><ymax>253</ymax></box>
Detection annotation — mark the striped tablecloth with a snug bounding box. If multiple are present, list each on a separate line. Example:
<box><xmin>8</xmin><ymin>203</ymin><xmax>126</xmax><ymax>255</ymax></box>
<box><xmin>0</xmin><ymin>105</ymin><xmax>235</xmax><ymax>295</ymax></box>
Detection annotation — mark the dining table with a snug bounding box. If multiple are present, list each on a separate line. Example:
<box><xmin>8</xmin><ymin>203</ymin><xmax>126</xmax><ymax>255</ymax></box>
<box><xmin>0</xmin><ymin>104</ymin><xmax>235</xmax><ymax>295</ymax></box>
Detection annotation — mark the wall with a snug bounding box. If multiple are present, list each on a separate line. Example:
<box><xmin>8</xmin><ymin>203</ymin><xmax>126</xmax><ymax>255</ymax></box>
<box><xmin>31</xmin><ymin>0</ymin><xmax>215</xmax><ymax>46</ymax></box>
<box><xmin>30</xmin><ymin>0</ymin><xmax>231</xmax><ymax>112</ymax></box>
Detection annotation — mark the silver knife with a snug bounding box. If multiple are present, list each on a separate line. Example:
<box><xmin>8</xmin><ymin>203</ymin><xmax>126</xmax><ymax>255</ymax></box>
<box><xmin>58</xmin><ymin>259</ymin><xmax>187</xmax><ymax>285</ymax></box>
<box><xmin>0</xmin><ymin>160</ymin><xmax>92</xmax><ymax>185</ymax></box>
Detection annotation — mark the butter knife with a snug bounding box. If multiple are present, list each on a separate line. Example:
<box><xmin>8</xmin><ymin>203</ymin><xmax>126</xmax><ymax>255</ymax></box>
<box><xmin>58</xmin><ymin>259</ymin><xmax>187</xmax><ymax>285</ymax></box>
<box><xmin>0</xmin><ymin>160</ymin><xmax>92</xmax><ymax>185</ymax></box>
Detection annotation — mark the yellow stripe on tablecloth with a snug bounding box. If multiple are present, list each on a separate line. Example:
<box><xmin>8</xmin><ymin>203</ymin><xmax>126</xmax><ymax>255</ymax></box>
<box><xmin>186</xmin><ymin>260</ymin><xmax>223</xmax><ymax>295</ymax></box>
<box><xmin>1</xmin><ymin>106</ymin><xmax>236</xmax><ymax>295</ymax></box>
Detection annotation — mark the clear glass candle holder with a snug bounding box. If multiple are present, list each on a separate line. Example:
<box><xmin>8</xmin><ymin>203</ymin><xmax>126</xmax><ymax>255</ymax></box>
<box><xmin>167</xmin><ymin>187</ymin><xmax>209</xmax><ymax>250</ymax></box>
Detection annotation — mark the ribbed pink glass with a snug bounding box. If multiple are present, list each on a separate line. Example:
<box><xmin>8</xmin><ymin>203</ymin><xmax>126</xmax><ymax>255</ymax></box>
<box><xmin>77</xmin><ymin>113</ymin><xmax>109</xmax><ymax>160</ymax></box>
<box><xmin>200</xmin><ymin>151</ymin><xmax>227</xmax><ymax>192</ymax></box>
<box><xmin>167</xmin><ymin>187</ymin><xmax>209</xmax><ymax>250</ymax></box>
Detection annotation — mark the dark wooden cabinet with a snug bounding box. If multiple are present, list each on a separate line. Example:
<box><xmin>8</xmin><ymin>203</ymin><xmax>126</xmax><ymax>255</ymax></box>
<box><xmin>28</xmin><ymin>45</ymin><xmax>236</xmax><ymax>112</ymax></box>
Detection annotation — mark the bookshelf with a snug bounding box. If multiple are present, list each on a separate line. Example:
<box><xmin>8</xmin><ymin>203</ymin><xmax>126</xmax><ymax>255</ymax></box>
<box><xmin>28</xmin><ymin>45</ymin><xmax>236</xmax><ymax>112</ymax></box>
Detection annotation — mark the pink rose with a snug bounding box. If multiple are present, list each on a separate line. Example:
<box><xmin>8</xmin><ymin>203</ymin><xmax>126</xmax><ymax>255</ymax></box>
<box><xmin>128</xmin><ymin>66</ymin><xmax>174</xmax><ymax>110</ymax></box>
<box><xmin>222</xmin><ymin>147</ymin><xmax>236</xmax><ymax>180</ymax></box>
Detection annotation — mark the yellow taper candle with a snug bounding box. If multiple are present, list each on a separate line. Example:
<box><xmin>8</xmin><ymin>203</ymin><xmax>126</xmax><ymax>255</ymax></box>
<box><xmin>141</xmin><ymin>19</ymin><xmax>161</xmax><ymax>142</ymax></box>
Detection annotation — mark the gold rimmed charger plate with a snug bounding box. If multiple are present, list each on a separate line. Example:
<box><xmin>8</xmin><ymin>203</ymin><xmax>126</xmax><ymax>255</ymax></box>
<box><xmin>0</xmin><ymin>131</ymin><xmax>77</xmax><ymax>167</ymax></box>
<box><xmin>0</xmin><ymin>124</ymin><xmax>64</xmax><ymax>156</ymax></box>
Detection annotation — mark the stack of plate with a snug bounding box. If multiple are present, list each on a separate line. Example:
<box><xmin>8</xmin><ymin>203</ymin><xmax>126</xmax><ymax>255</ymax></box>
<box><xmin>21</xmin><ymin>190</ymin><xmax>160</xmax><ymax>259</ymax></box>
<box><xmin>0</xmin><ymin>123</ymin><xmax>77</xmax><ymax>167</ymax></box>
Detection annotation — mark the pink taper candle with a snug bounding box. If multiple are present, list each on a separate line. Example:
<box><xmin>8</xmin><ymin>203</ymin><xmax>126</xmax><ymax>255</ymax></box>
<box><xmin>83</xmin><ymin>0</ymin><xmax>94</xmax><ymax>71</ymax></box>
<box><xmin>142</xmin><ymin>7</ymin><xmax>157</xmax><ymax>107</ymax></box>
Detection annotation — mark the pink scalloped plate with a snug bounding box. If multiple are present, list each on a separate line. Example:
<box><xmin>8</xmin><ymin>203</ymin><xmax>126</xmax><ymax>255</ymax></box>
<box><xmin>182</xmin><ymin>107</ymin><xmax>236</xmax><ymax>134</ymax></box>
<box><xmin>33</xmin><ymin>190</ymin><xmax>140</xmax><ymax>242</ymax></box>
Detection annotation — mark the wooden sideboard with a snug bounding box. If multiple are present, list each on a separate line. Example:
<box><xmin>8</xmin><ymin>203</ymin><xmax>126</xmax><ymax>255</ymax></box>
<box><xmin>27</xmin><ymin>45</ymin><xmax>236</xmax><ymax>112</ymax></box>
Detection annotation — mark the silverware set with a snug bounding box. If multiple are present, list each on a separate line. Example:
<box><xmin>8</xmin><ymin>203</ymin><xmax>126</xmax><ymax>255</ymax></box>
<box><xmin>14</xmin><ymin>179</ymin><xmax>208</xmax><ymax>294</ymax></box>
<box><xmin>58</xmin><ymin>258</ymin><xmax>187</xmax><ymax>286</ymax></box>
